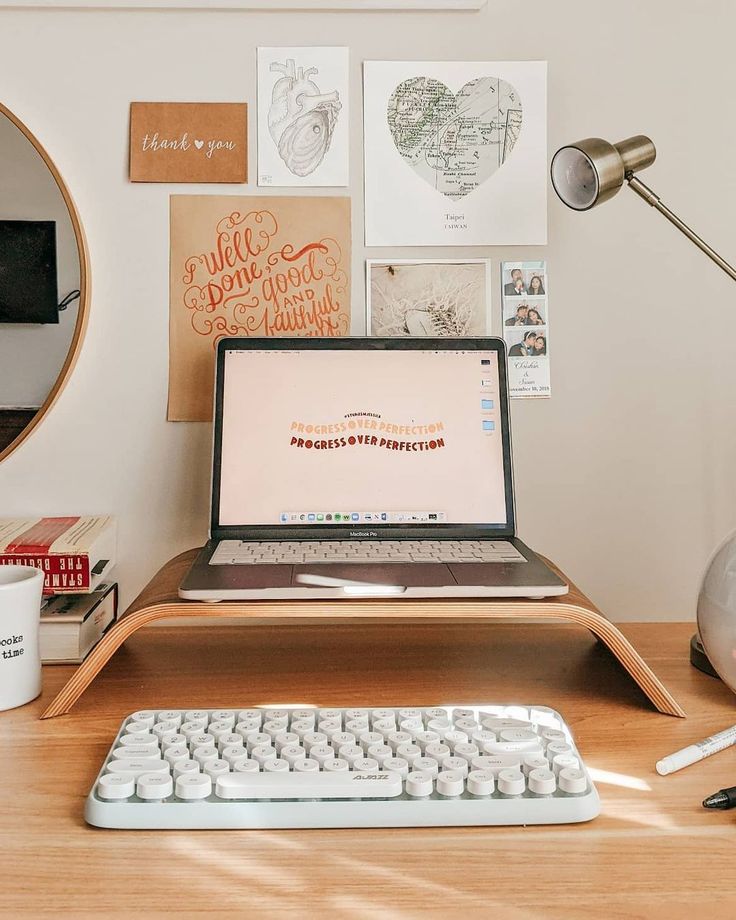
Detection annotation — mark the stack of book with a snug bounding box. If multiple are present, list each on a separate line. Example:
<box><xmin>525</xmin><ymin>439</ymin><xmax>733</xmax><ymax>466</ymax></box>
<box><xmin>0</xmin><ymin>515</ymin><xmax>118</xmax><ymax>664</ymax></box>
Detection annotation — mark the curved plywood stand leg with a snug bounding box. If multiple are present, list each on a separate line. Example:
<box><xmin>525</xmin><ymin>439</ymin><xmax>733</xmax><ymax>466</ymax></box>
<box><xmin>41</xmin><ymin>550</ymin><xmax>686</xmax><ymax>720</ymax></box>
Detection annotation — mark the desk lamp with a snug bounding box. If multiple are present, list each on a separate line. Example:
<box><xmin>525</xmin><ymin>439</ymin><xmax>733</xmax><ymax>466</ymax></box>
<box><xmin>550</xmin><ymin>135</ymin><xmax>736</xmax><ymax>690</ymax></box>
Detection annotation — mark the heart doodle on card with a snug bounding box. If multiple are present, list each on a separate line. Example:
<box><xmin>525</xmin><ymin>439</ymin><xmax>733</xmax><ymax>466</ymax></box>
<box><xmin>194</xmin><ymin>139</ymin><xmax>204</xmax><ymax>150</ymax></box>
<box><xmin>386</xmin><ymin>76</ymin><xmax>523</xmax><ymax>200</ymax></box>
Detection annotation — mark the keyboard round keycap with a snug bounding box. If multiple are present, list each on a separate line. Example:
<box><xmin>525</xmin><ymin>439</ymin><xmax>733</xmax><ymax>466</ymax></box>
<box><xmin>262</xmin><ymin>719</ymin><xmax>288</xmax><ymax>739</ymax></box>
<box><xmin>218</xmin><ymin>734</ymin><xmax>245</xmax><ymax>753</ymax></box>
<box><xmin>442</xmin><ymin>756</ymin><xmax>469</xmax><ymax>776</ymax></box>
<box><xmin>291</xmin><ymin>709</ymin><xmax>317</xmax><ymax>723</ymax></box>
<box><xmin>279</xmin><ymin>744</ymin><xmax>306</xmax><ymax>766</ymax></box>
<box><xmin>264</xmin><ymin>709</ymin><xmax>289</xmax><ymax>722</ymax></box>
<box><xmin>452</xmin><ymin>708</ymin><xmax>475</xmax><ymax>721</ymax></box>
<box><xmin>233</xmin><ymin>759</ymin><xmax>260</xmax><ymax>773</ymax></box>
<box><xmin>323</xmin><ymin>758</ymin><xmax>349</xmax><ymax>773</ymax></box>
<box><xmin>367</xmin><ymin>744</ymin><xmax>394</xmax><ymax>767</ymax></box>
<box><xmin>293</xmin><ymin>758</ymin><xmax>320</xmax><ymax>773</ymax></box>
<box><xmin>130</xmin><ymin>711</ymin><xmax>156</xmax><ymax>728</ymax></box>
<box><xmin>337</xmin><ymin>745</ymin><xmax>364</xmax><ymax>767</ymax></box>
<box><xmin>238</xmin><ymin>709</ymin><xmax>263</xmax><ymax>724</ymax></box>
<box><xmin>454</xmin><ymin>719</ymin><xmax>480</xmax><ymax>734</ymax></box>
<box><xmin>453</xmin><ymin>742</ymin><xmax>480</xmax><ymax>764</ymax></box>
<box><xmin>352</xmin><ymin>757</ymin><xmax>379</xmax><ymax>773</ymax></box>
<box><xmin>541</xmin><ymin>729</ymin><xmax>567</xmax><ymax>747</ymax></box>
<box><xmin>309</xmin><ymin>744</ymin><xmax>336</xmax><ymax>766</ymax></box>
<box><xmin>372</xmin><ymin>718</ymin><xmax>397</xmax><ymax>737</ymax></box>
<box><xmin>180</xmin><ymin>720</ymin><xmax>207</xmax><ymax>739</ymax></box>
<box><xmin>395</xmin><ymin>743</ymin><xmax>423</xmax><ymax>766</ymax></box>
<box><xmin>414</xmin><ymin>731</ymin><xmax>441</xmax><ymax>751</ymax></box>
<box><xmin>427</xmin><ymin>717</ymin><xmax>452</xmax><ymax>734</ymax></box>
<box><xmin>436</xmin><ymin>770</ymin><xmax>465</xmax><ymax>797</ymax></box>
<box><xmin>193</xmin><ymin>746</ymin><xmax>218</xmax><ymax>767</ymax></box>
<box><xmin>251</xmin><ymin>744</ymin><xmax>278</xmax><ymax>766</ymax></box>
<box><xmin>184</xmin><ymin>710</ymin><xmax>209</xmax><ymax>724</ymax></box>
<box><xmin>471</xmin><ymin>729</ymin><xmax>497</xmax><ymax>746</ymax></box>
<box><xmin>330</xmin><ymin>732</ymin><xmax>356</xmax><ymax>749</ymax></box>
<box><xmin>209</xmin><ymin>721</ymin><xmax>237</xmax><ymax>741</ymax></box>
<box><xmin>317</xmin><ymin>719</ymin><xmax>342</xmax><ymax>737</ymax></box>
<box><xmin>173</xmin><ymin>760</ymin><xmax>199</xmax><ymax>779</ymax></box>
<box><xmin>405</xmin><ymin>770</ymin><xmax>434</xmax><ymax>797</ymax></box>
<box><xmin>263</xmin><ymin>758</ymin><xmax>290</xmax><ymax>772</ymax></box>
<box><xmin>235</xmin><ymin>718</ymin><xmax>262</xmax><ymax>737</ymax></box>
<box><xmin>123</xmin><ymin>724</ymin><xmax>156</xmax><ymax>739</ymax></box>
<box><xmin>547</xmin><ymin>742</ymin><xmax>575</xmax><ymax>759</ymax></box>
<box><xmin>274</xmin><ymin>732</ymin><xmax>300</xmax><ymax>751</ymax></box>
<box><xmin>291</xmin><ymin>719</ymin><xmax>317</xmax><ymax>738</ymax></box>
<box><xmin>443</xmin><ymin>730</ymin><xmax>469</xmax><ymax>748</ymax></box>
<box><xmin>552</xmin><ymin>754</ymin><xmax>580</xmax><ymax>776</ymax></box>
<box><xmin>497</xmin><ymin>769</ymin><xmax>526</xmax><ymax>796</ymax></box>
<box><xmin>137</xmin><ymin>772</ymin><xmax>174</xmax><ymax>799</ymax></box>
<box><xmin>466</xmin><ymin>770</ymin><xmax>495</xmax><ymax>796</ymax></box>
<box><xmin>528</xmin><ymin>768</ymin><xmax>557</xmax><ymax>796</ymax></box>
<box><xmin>424</xmin><ymin>708</ymin><xmax>448</xmax><ymax>721</ymax></box>
<box><xmin>522</xmin><ymin>755</ymin><xmax>550</xmax><ymax>776</ymax></box>
<box><xmin>412</xmin><ymin>757</ymin><xmax>439</xmax><ymax>777</ymax></box>
<box><xmin>204</xmin><ymin>760</ymin><xmax>231</xmax><ymax>778</ymax></box>
<box><xmin>163</xmin><ymin>745</ymin><xmax>191</xmax><ymax>766</ymax></box>
<box><xmin>211</xmin><ymin>710</ymin><xmax>236</xmax><ymax>726</ymax></box>
<box><xmin>246</xmin><ymin>733</ymin><xmax>272</xmax><ymax>753</ymax></box>
<box><xmin>345</xmin><ymin>718</ymin><xmax>370</xmax><ymax>734</ymax></box>
<box><xmin>176</xmin><ymin>773</ymin><xmax>212</xmax><ymax>800</ymax></box>
<box><xmin>161</xmin><ymin>734</ymin><xmax>187</xmax><ymax>750</ymax></box>
<box><xmin>303</xmin><ymin>732</ymin><xmax>329</xmax><ymax>753</ymax></box>
<box><xmin>221</xmin><ymin>745</ymin><xmax>248</xmax><ymax>766</ymax></box>
<box><xmin>558</xmin><ymin>767</ymin><xmax>588</xmax><ymax>795</ymax></box>
<box><xmin>358</xmin><ymin>732</ymin><xmax>383</xmax><ymax>751</ymax></box>
<box><xmin>97</xmin><ymin>774</ymin><xmax>135</xmax><ymax>800</ymax></box>
<box><xmin>423</xmin><ymin>742</ymin><xmax>451</xmax><ymax>765</ymax></box>
<box><xmin>387</xmin><ymin>731</ymin><xmax>413</xmax><ymax>752</ymax></box>
<box><xmin>151</xmin><ymin>721</ymin><xmax>179</xmax><ymax>740</ymax></box>
<box><xmin>188</xmin><ymin>733</ymin><xmax>216</xmax><ymax>750</ymax></box>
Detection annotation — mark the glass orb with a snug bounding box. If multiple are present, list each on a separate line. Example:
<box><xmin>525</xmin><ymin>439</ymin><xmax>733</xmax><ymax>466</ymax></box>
<box><xmin>697</xmin><ymin>531</ymin><xmax>736</xmax><ymax>695</ymax></box>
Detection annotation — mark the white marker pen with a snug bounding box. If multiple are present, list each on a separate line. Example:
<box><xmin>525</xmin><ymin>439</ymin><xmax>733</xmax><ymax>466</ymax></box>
<box><xmin>656</xmin><ymin>724</ymin><xmax>736</xmax><ymax>775</ymax></box>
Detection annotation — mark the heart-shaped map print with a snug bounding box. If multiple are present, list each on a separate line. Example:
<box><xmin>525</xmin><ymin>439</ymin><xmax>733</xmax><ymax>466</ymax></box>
<box><xmin>387</xmin><ymin>76</ymin><xmax>523</xmax><ymax>200</ymax></box>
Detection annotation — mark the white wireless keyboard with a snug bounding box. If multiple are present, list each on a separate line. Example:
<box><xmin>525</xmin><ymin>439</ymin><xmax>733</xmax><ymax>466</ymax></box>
<box><xmin>85</xmin><ymin>704</ymin><xmax>600</xmax><ymax>829</ymax></box>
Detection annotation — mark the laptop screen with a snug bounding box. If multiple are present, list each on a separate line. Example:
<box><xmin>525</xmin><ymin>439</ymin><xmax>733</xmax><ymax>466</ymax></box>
<box><xmin>213</xmin><ymin>340</ymin><xmax>513</xmax><ymax>537</ymax></box>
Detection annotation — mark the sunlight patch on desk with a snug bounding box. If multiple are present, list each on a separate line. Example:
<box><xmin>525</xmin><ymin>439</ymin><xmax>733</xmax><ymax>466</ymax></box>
<box><xmin>587</xmin><ymin>766</ymin><xmax>651</xmax><ymax>791</ymax></box>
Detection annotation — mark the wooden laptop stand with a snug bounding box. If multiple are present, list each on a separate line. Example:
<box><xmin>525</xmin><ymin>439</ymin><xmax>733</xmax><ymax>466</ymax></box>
<box><xmin>41</xmin><ymin>549</ymin><xmax>685</xmax><ymax>719</ymax></box>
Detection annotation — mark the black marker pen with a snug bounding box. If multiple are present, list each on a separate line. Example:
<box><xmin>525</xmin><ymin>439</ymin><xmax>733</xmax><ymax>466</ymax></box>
<box><xmin>702</xmin><ymin>785</ymin><xmax>736</xmax><ymax>810</ymax></box>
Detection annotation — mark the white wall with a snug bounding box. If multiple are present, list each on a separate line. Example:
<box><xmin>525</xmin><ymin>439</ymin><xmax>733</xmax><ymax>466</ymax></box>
<box><xmin>0</xmin><ymin>114</ymin><xmax>80</xmax><ymax>407</ymax></box>
<box><xmin>0</xmin><ymin>0</ymin><xmax>734</xmax><ymax>621</ymax></box>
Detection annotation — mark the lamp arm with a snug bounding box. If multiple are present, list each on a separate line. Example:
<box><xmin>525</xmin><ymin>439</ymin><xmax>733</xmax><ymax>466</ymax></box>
<box><xmin>627</xmin><ymin>174</ymin><xmax>736</xmax><ymax>282</ymax></box>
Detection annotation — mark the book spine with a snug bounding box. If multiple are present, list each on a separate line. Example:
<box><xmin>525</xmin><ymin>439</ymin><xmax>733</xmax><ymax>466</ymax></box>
<box><xmin>0</xmin><ymin>554</ymin><xmax>91</xmax><ymax>593</ymax></box>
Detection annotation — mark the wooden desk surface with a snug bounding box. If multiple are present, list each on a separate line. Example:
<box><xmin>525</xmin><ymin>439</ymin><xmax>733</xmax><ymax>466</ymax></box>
<box><xmin>4</xmin><ymin>622</ymin><xmax>735</xmax><ymax>918</ymax></box>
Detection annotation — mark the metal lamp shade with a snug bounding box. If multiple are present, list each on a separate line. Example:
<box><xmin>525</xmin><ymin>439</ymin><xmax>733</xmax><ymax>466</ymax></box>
<box><xmin>551</xmin><ymin>136</ymin><xmax>656</xmax><ymax>210</ymax></box>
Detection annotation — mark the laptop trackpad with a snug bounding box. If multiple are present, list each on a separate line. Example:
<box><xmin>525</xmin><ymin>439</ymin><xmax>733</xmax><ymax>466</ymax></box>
<box><xmin>292</xmin><ymin>563</ymin><xmax>453</xmax><ymax>588</ymax></box>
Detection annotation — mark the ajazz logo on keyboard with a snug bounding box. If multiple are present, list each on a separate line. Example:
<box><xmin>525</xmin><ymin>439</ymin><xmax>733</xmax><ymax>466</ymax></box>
<box><xmin>353</xmin><ymin>774</ymin><xmax>390</xmax><ymax>781</ymax></box>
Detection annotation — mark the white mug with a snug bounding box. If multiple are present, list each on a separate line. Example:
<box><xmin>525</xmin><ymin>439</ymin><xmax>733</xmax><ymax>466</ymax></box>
<box><xmin>0</xmin><ymin>564</ymin><xmax>44</xmax><ymax>712</ymax></box>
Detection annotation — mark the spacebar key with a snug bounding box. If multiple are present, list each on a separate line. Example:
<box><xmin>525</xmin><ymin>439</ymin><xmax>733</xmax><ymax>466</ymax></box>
<box><xmin>215</xmin><ymin>770</ymin><xmax>403</xmax><ymax>799</ymax></box>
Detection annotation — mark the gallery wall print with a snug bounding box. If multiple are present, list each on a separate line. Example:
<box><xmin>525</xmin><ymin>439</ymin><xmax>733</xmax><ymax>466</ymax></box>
<box><xmin>367</xmin><ymin>260</ymin><xmax>491</xmax><ymax>336</ymax></box>
<box><xmin>363</xmin><ymin>61</ymin><xmax>547</xmax><ymax>245</ymax></box>
<box><xmin>258</xmin><ymin>47</ymin><xmax>349</xmax><ymax>188</ymax></box>
<box><xmin>501</xmin><ymin>259</ymin><xmax>550</xmax><ymax>398</ymax></box>
<box><xmin>129</xmin><ymin>102</ymin><xmax>248</xmax><ymax>183</ymax></box>
<box><xmin>169</xmin><ymin>194</ymin><xmax>351</xmax><ymax>421</ymax></box>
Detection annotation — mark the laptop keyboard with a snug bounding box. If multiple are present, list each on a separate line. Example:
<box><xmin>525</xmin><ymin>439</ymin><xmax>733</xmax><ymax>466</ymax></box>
<box><xmin>210</xmin><ymin>540</ymin><xmax>527</xmax><ymax>565</ymax></box>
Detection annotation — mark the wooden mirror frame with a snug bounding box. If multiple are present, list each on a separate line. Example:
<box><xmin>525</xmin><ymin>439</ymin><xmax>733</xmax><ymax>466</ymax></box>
<box><xmin>0</xmin><ymin>102</ymin><xmax>90</xmax><ymax>464</ymax></box>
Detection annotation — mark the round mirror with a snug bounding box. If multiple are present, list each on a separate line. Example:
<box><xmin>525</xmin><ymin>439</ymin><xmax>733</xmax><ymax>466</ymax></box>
<box><xmin>0</xmin><ymin>102</ymin><xmax>88</xmax><ymax>462</ymax></box>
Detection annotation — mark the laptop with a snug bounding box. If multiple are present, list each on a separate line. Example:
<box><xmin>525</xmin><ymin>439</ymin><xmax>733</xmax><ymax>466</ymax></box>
<box><xmin>179</xmin><ymin>337</ymin><xmax>568</xmax><ymax>601</ymax></box>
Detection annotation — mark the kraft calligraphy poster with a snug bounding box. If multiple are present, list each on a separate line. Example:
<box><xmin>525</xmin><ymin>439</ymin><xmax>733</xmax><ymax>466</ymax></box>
<box><xmin>168</xmin><ymin>195</ymin><xmax>351</xmax><ymax>421</ymax></box>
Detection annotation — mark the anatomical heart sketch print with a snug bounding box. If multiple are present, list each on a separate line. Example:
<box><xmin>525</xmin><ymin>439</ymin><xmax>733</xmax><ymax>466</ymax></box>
<box><xmin>258</xmin><ymin>47</ymin><xmax>349</xmax><ymax>187</ymax></box>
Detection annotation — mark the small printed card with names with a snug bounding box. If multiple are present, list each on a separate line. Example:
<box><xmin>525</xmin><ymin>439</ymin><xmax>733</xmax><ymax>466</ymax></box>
<box><xmin>129</xmin><ymin>102</ymin><xmax>248</xmax><ymax>183</ymax></box>
<box><xmin>500</xmin><ymin>260</ymin><xmax>550</xmax><ymax>398</ymax></box>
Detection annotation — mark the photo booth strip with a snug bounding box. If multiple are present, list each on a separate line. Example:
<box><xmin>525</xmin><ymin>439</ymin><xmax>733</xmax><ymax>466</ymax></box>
<box><xmin>500</xmin><ymin>260</ymin><xmax>550</xmax><ymax>398</ymax></box>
